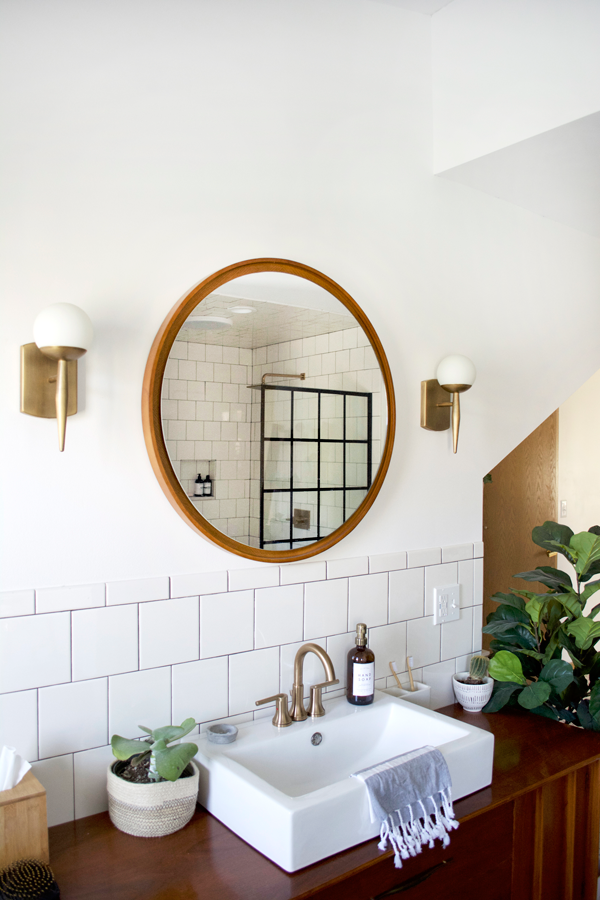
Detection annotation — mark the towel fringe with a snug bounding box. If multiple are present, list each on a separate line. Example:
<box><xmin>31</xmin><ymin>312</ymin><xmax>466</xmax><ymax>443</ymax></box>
<box><xmin>378</xmin><ymin>789</ymin><xmax>459</xmax><ymax>869</ymax></box>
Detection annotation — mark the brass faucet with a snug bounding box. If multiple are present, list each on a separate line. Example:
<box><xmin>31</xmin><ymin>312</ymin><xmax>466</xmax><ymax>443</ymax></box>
<box><xmin>290</xmin><ymin>643</ymin><xmax>338</xmax><ymax>721</ymax></box>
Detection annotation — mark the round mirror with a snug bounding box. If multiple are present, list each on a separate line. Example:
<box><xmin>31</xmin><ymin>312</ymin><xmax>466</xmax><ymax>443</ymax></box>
<box><xmin>142</xmin><ymin>259</ymin><xmax>395</xmax><ymax>562</ymax></box>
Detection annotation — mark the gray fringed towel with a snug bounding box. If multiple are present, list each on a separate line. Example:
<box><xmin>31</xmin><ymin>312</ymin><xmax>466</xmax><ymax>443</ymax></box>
<box><xmin>352</xmin><ymin>745</ymin><xmax>459</xmax><ymax>868</ymax></box>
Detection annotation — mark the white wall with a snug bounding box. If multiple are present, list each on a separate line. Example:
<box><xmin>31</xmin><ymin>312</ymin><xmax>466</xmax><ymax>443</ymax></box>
<box><xmin>433</xmin><ymin>0</ymin><xmax>600</xmax><ymax>171</ymax></box>
<box><xmin>558</xmin><ymin>368</ymin><xmax>600</xmax><ymax>537</ymax></box>
<box><xmin>2</xmin><ymin>0</ymin><xmax>600</xmax><ymax>591</ymax></box>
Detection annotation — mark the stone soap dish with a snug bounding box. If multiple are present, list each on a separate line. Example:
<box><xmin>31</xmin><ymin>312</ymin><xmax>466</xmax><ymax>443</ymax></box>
<box><xmin>206</xmin><ymin>724</ymin><xmax>238</xmax><ymax>744</ymax></box>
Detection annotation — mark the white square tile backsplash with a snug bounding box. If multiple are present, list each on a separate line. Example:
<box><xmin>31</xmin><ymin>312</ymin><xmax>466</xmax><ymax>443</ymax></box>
<box><xmin>2</xmin><ymin>539</ymin><xmax>484</xmax><ymax>826</ymax></box>
<box><xmin>140</xmin><ymin>597</ymin><xmax>199</xmax><ymax>669</ymax></box>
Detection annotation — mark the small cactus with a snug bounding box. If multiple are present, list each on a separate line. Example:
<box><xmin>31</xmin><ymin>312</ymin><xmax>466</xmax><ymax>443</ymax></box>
<box><xmin>467</xmin><ymin>655</ymin><xmax>489</xmax><ymax>684</ymax></box>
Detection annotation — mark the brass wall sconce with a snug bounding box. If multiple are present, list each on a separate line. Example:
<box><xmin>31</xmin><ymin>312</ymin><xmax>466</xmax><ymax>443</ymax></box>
<box><xmin>420</xmin><ymin>355</ymin><xmax>476</xmax><ymax>453</ymax></box>
<box><xmin>20</xmin><ymin>303</ymin><xmax>94</xmax><ymax>451</ymax></box>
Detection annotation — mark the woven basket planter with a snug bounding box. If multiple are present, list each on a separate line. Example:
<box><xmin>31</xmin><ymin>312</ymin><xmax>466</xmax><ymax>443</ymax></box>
<box><xmin>107</xmin><ymin>760</ymin><xmax>199</xmax><ymax>838</ymax></box>
<box><xmin>453</xmin><ymin>673</ymin><xmax>494</xmax><ymax>713</ymax></box>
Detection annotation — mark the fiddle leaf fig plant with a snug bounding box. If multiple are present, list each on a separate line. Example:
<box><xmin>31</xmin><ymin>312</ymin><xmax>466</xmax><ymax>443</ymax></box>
<box><xmin>111</xmin><ymin>718</ymin><xmax>198</xmax><ymax>782</ymax></box>
<box><xmin>483</xmin><ymin>522</ymin><xmax>600</xmax><ymax>730</ymax></box>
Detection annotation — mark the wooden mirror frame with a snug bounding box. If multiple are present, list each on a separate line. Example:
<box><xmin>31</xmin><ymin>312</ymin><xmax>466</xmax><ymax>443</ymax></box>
<box><xmin>142</xmin><ymin>258</ymin><xmax>396</xmax><ymax>562</ymax></box>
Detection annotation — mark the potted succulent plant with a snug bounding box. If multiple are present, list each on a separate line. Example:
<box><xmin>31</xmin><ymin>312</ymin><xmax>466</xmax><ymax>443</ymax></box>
<box><xmin>483</xmin><ymin>521</ymin><xmax>600</xmax><ymax>730</ymax></box>
<box><xmin>452</xmin><ymin>655</ymin><xmax>493</xmax><ymax>712</ymax></box>
<box><xmin>107</xmin><ymin>718</ymin><xmax>199</xmax><ymax>837</ymax></box>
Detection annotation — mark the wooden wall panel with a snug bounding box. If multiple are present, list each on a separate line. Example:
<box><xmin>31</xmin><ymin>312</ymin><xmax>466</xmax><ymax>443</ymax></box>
<box><xmin>482</xmin><ymin>411</ymin><xmax>558</xmax><ymax>647</ymax></box>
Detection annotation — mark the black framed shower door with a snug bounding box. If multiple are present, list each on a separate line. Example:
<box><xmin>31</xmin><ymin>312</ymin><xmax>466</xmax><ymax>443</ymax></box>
<box><xmin>258</xmin><ymin>384</ymin><xmax>373</xmax><ymax>550</ymax></box>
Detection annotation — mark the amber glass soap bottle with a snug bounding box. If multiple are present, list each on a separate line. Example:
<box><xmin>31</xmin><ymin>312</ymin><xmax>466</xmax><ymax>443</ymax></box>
<box><xmin>346</xmin><ymin>623</ymin><xmax>375</xmax><ymax>705</ymax></box>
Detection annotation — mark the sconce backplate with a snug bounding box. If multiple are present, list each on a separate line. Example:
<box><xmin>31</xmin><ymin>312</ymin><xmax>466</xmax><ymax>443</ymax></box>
<box><xmin>20</xmin><ymin>343</ymin><xmax>77</xmax><ymax>418</ymax></box>
<box><xmin>420</xmin><ymin>379</ymin><xmax>450</xmax><ymax>432</ymax></box>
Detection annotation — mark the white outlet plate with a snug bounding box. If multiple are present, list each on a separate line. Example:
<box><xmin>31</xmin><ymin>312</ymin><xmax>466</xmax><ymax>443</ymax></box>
<box><xmin>433</xmin><ymin>584</ymin><xmax>460</xmax><ymax>625</ymax></box>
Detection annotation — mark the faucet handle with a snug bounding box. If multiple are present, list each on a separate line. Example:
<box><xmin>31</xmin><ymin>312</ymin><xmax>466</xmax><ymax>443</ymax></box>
<box><xmin>255</xmin><ymin>693</ymin><xmax>292</xmax><ymax>728</ymax></box>
<box><xmin>308</xmin><ymin>679</ymin><xmax>339</xmax><ymax>718</ymax></box>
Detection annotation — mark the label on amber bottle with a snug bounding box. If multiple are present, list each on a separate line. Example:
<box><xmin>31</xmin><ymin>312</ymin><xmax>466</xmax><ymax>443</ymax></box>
<box><xmin>353</xmin><ymin>662</ymin><xmax>374</xmax><ymax>696</ymax></box>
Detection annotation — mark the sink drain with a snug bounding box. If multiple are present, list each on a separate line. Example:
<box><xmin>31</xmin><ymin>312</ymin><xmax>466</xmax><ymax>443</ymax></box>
<box><xmin>311</xmin><ymin>732</ymin><xmax>322</xmax><ymax>746</ymax></box>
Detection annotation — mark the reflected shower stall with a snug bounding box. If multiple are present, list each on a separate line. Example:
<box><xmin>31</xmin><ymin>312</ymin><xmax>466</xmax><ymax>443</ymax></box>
<box><xmin>250</xmin><ymin>376</ymin><xmax>373</xmax><ymax>550</ymax></box>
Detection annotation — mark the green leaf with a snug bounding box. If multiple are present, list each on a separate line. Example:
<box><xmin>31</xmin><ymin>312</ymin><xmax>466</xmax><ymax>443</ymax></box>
<box><xmin>152</xmin><ymin>718</ymin><xmax>197</xmax><ymax>745</ymax></box>
<box><xmin>566</xmin><ymin>617</ymin><xmax>600</xmax><ymax>651</ymax></box>
<box><xmin>513</xmin><ymin>567</ymin><xmax>573</xmax><ymax>591</ymax></box>
<box><xmin>483</xmin><ymin>623</ymin><xmax>538</xmax><ymax>650</ymax></box>
<box><xmin>589</xmin><ymin>526</ymin><xmax>600</xmax><ymax>537</ymax></box>
<box><xmin>483</xmin><ymin>473</ymin><xmax>492</xmax><ymax>484</ymax></box>
<box><xmin>482</xmin><ymin>681</ymin><xmax>522</xmax><ymax>712</ymax></box>
<box><xmin>577</xmin><ymin>700</ymin><xmax>600</xmax><ymax>732</ymax></box>
<box><xmin>489</xmin><ymin>592</ymin><xmax>526</xmax><ymax>611</ymax></box>
<box><xmin>525</xmin><ymin>598</ymin><xmax>544</xmax><ymax>624</ymax></box>
<box><xmin>518</xmin><ymin>681</ymin><xmax>552</xmax><ymax>709</ymax></box>
<box><xmin>486</xmin><ymin>605</ymin><xmax>531</xmax><ymax>627</ymax></box>
<box><xmin>581</xmin><ymin>581</ymin><xmax>600</xmax><ymax>605</ymax></box>
<box><xmin>530</xmin><ymin>704</ymin><xmax>561</xmax><ymax>722</ymax></box>
<box><xmin>111</xmin><ymin>735</ymin><xmax>148</xmax><ymax>761</ymax></box>
<box><xmin>589</xmin><ymin>682</ymin><xmax>600</xmax><ymax>725</ymax></box>
<box><xmin>538</xmin><ymin>660</ymin><xmax>574</xmax><ymax>693</ymax></box>
<box><xmin>557</xmin><ymin>593</ymin><xmax>583</xmax><ymax>619</ymax></box>
<box><xmin>138</xmin><ymin>726</ymin><xmax>153</xmax><ymax>735</ymax></box>
<box><xmin>531</xmin><ymin>521</ymin><xmax>574</xmax><ymax>554</ymax></box>
<box><xmin>571</xmin><ymin>532</ymin><xmax>600</xmax><ymax>578</ymax></box>
<box><xmin>154</xmin><ymin>741</ymin><xmax>198</xmax><ymax>782</ymax></box>
<box><xmin>489</xmin><ymin>651</ymin><xmax>527</xmax><ymax>685</ymax></box>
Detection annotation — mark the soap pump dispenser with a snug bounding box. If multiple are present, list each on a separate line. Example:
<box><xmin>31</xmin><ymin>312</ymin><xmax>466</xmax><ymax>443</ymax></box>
<box><xmin>194</xmin><ymin>474</ymin><xmax>203</xmax><ymax>497</ymax></box>
<box><xmin>346</xmin><ymin>623</ymin><xmax>375</xmax><ymax>706</ymax></box>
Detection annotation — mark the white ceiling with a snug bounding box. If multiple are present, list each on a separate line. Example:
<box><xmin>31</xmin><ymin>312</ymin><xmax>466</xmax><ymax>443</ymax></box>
<box><xmin>368</xmin><ymin>0</ymin><xmax>454</xmax><ymax>14</ymax></box>
<box><xmin>438</xmin><ymin>112</ymin><xmax>600</xmax><ymax>240</ymax></box>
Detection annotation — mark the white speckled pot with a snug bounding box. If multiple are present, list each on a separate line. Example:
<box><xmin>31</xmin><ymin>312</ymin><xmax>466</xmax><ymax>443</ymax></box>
<box><xmin>453</xmin><ymin>673</ymin><xmax>494</xmax><ymax>713</ymax></box>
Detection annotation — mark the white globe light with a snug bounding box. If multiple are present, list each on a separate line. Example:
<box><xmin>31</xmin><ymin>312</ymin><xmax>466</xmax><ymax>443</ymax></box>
<box><xmin>436</xmin><ymin>354</ymin><xmax>476</xmax><ymax>389</ymax></box>
<box><xmin>33</xmin><ymin>303</ymin><xmax>94</xmax><ymax>351</ymax></box>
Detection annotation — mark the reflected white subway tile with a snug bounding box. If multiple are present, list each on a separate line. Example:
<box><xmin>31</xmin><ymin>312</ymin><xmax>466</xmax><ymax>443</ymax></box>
<box><xmin>39</xmin><ymin>679</ymin><xmax>107</xmax><ymax>758</ymax></box>
<box><xmin>178</xmin><ymin>359</ymin><xmax>197</xmax><ymax>380</ymax></box>
<box><xmin>173</xmin><ymin>656</ymin><xmax>228</xmax><ymax>725</ymax></box>
<box><xmin>109</xmin><ymin>667</ymin><xmax>171</xmax><ymax>739</ymax></box>
<box><xmin>0</xmin><ymin>590</ymin><xmax>35</xmax><ymax>618</ymax></box>
<box><xmin>162</xmin><ymin>399</ymin><xmax>177</xmax><ymax>420</ymax></box>
<box><xmin>424</xmin><ymin>563</ymin><xmax>458</xmax><ymax>617</ymax></box>
<box><xmin>206</xmin><ymin>345</ymin><xmax>222</xmax><ymax>364</ymax></box>
<box><xmin>72</xmin><ymin>605</ymin><xmax>138</xmax><ymax>681</ymax></box>
<box><xmin>140</xmin><ymin>597</ymin><xmax>199</xmax><ymax>669</ymax></box>
<box><xmin>106</xmin><ymin>577</ymin><xmax>169</xmax><ymax>607</ymax></box>
<box><xmin>0</xmin><ymin>689</ymin><xmax>38</xmax><ymax>761</ymax></box>
<box><xmin>230</xmin><ymin>647</ymin><xmax>279</xmax><ymax>716</ymax></box>
<box><xmin>74</xmin><ymin>744</ymin><xmax>114</xmax><ymax>819</ymax></box>
<box><xmin>169</xmin><ymin>420</ymin><xmax>187</xmax><ymax>441</ymax></box>
<box><xmin>348</xmin><ymin>573</ymin><xmax>388</xmax><ymax>629</ymax></box>
<box><xmin>0</xmin><ymin>612</ymin><xmax>70</xmax><ymax>693</ymax></box>
<box><xmin>188</xmin><ymin>343</ymin><xmax>206</xmax><ymax>362</ymax></box>
<box><xmin>32</xmin><ymin>755</ymin><xmax>74</xmax><ymax>826</ymax></box>
<box><xmin>222</xmin><ymin>346</ymin><xmax>240</xmax><ymax>365</ymax></box>
<box><xmin>389</xmin><ymin>568</ymin><xmax>424</xmax><ymax>622</ymax></box>
<box><xmin>171</xmin><ymin>342</ymin><xmax>188</xmax><ymax>360</ymax></box>
<box><xmin>169</xmin><ymin>380</ymin><xmax>188</xmax><ymax>400</ymax></box>
<box><xmin>36</xmin><ymin>582</ymin><xmax>105</xmax><ymax>614</ymax></box>
<box><xmin>200</xmin><ymin>590</ymin><xmax>253</xmax><ymax>658</ymax></box>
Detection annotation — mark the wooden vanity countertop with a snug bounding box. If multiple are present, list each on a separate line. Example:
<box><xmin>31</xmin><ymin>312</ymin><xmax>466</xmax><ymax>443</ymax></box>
<box><xmin>48</xmin><ymin>704</ymin><xmax>600</xmax><ymax>900</ymax></box>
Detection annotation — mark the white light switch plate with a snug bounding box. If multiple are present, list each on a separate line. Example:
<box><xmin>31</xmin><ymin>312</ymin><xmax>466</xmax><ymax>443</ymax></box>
<box><xmin>433</xmin><ymin>584</ymin><xmax>460</xmax><ymax>625</ymax></box>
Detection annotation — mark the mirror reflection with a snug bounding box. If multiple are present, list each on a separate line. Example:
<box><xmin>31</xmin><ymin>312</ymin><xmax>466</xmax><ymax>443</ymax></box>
<box><xmin>161</xmin><ymin>272</ymin><xmax>386</xmax><ymax>551</ymax></box>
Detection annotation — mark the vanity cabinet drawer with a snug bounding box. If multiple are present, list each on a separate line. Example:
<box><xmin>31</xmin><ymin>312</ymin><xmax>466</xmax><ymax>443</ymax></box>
<box><xmin>314</xmin><ymin>802</ymin><xmax>514</xmax><ymax>900</ymax></box>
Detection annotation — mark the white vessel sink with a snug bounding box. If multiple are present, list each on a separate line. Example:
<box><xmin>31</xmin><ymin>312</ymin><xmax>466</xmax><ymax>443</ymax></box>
<box><xmin>196</xmin><ymin>691</ymin><xmax>494</xmax><ymax>872</ymax></box>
